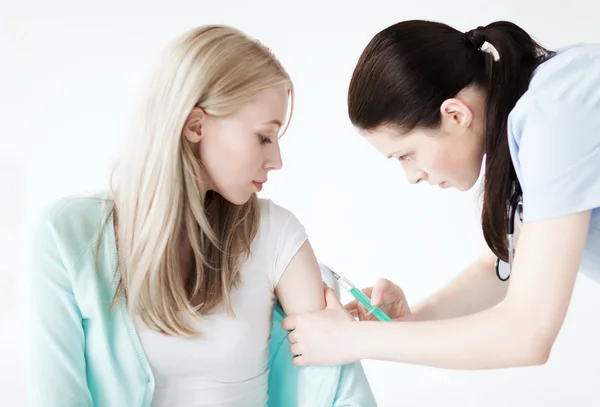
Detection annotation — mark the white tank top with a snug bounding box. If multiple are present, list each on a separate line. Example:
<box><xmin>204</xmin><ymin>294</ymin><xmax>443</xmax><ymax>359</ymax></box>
<box><xmin>131</xmin><ymin>199</ymin><xmax>307</xmax><ymax>406</ymax></box>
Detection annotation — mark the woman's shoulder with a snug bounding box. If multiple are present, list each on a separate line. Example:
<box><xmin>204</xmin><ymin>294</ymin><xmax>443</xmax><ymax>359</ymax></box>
<box><xmin>255</xmin><ymin>198</ymin><xmax>307</xmax><ymax>243</ymax></box>
<box><xmin>253</xmin><ymin>199</ymin><xmax>309</xmax><ymax>285</ymax></box>
<box><xmin>506</xmin><ymin>44</ymin><xmax>600</xmax><ymax>223</ymax></box>
<box><xmin>509</xmin><ymin>43</ymin><xmax>600</xmax><ymax>145</ymax></box>
<box><xmin>516</xmin><ymin>43</ymin><xmax>600</xmax><ymax>111</ymax></box>
<box><xmin>30</xmin><ymin>191</ymin><xmax>114</xmax><ymax>265</ymax></box>
<box><xmin>257</xmin><ymin>198</ymin><xmax>298</xmax><ymax>224</ymax></box>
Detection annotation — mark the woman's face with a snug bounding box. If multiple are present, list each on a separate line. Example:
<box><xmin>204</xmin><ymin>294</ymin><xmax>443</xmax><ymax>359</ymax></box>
<box><xmin>184</xmin><ymin>85</ymin><xmax>289</xmax><ymax>205</ymax></box>
<box><xmin>361</xmin><ymin>87</ymin><xmax>487</xmax><ymax>191</ymax></box>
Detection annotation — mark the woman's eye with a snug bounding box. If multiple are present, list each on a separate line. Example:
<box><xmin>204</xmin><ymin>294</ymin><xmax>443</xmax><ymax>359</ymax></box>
<box><xmin>398</xmin><ymin>155</ymin><xmax>411</xmax><ymax>162</ymax></box>
<box><xmin>259</xmin><ymin>134</ymin><xmax>272</xmax><ymax>144</ymax></box>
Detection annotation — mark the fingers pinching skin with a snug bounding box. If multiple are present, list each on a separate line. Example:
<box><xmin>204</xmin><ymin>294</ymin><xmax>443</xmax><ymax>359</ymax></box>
<box><xmin>292</xmin><ymin>355</ymin><xmax>306</xmax><ymax>366</ymax></box>
<box><xmin>281</xmin><ymin>315</ymin><xmax>296</xmax><ymax>331</ymax></box>
<box><xmin>290</xmin><ymin>343</ymin><xmax>302</xmax><ymax>356</ymax></box>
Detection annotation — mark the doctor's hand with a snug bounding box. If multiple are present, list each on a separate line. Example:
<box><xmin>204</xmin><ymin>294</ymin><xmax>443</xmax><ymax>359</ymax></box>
<box><xmin>281</xmin><ymin>286</ymin><xmax>360</xmax><ymax>366</ymax></box>
<box><xmin>345</xmin><ymin>278</ymin><xmax>411</xmax><ymax>321</ymax></box>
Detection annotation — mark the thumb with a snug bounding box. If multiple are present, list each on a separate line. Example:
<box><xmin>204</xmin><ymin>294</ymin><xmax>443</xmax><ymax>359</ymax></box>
<box><xmin>325</xmin><ymin>287</ymin><xmax>343</xmax><ymax>310</ymax></box>
<box><xmin>371</xmin><ymin>278</ymin><xmax>391</xmax><ymax>306</ymax></box>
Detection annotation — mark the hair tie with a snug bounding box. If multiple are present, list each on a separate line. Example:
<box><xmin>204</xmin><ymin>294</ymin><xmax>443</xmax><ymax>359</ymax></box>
<box><xmin>465</xmin><ymin>27</ymin><xmax>486</xmax><ymax>50</ymax></box>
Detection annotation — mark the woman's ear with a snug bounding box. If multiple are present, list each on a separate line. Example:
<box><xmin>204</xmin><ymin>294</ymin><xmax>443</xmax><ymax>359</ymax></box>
<box><xmin>439</xmin><ymin>98</ymin><xmax>474</xmax><ymax>131</ymax></box>
<box><xmin>183</xmin><ymin>107</ymin><xmax>206</xmax><ymax>143</ymax></box>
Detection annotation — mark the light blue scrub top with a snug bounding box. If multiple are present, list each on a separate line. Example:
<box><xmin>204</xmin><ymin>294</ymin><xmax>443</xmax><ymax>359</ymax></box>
<box><xmin>508</xmin><ymin>43</ymin><xmax>600</xmax><ymax>280</ymax></box>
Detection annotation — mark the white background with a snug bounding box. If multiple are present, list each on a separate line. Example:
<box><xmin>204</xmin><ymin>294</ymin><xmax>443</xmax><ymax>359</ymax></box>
<box><xmin>2</xmin><ymin>0</ymin><xmax>600</xmax><ymax>406</ymax></box>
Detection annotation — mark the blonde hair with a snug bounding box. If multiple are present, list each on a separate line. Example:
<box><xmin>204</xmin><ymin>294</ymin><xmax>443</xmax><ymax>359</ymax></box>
<box><xmin>109</xmin><ymin>25</ymin><xmax>294</xmax><ymax>336</ymax></box>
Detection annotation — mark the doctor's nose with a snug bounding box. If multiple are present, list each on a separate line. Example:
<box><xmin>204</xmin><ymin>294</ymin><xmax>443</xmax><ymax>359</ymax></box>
<box><xmin>406</xmin><ymin>169</ymin><xmax>427</xmax><ymax>185</ymax></box>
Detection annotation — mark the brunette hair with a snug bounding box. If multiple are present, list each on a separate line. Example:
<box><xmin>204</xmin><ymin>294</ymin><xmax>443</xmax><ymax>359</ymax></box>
<box><xmin>348</xmin><ymin>20</ymin><xmax>553</xmax><ymax>261</ymax></box>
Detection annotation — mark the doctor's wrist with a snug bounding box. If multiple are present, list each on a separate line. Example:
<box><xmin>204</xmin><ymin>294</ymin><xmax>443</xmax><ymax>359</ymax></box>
<box><xmin>351</xmin><ymin>321</ymin><xmax>382</xmax><ymax>360</ymax></box>
<box><xmin>409</xmin><ymin>298</ymin><xmax>441</xmax><ymax>321</ymax></box>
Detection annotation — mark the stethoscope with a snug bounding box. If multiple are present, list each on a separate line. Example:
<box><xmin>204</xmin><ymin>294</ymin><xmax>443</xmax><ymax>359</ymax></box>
<box><xmin>495</xmin><ymin>180</ymin><xmax>523</xmax><ymax>281</ymax></box>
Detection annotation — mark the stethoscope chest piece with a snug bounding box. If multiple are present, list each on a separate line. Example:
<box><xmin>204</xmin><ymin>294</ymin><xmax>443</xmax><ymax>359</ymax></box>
<box><xmin>495</xmin><ymin>179</ymin><xmax>523</xmax><ymax>282</ymax></box>
<box><xmin>495</xmin><ymin>258</ymin><xmax>511</xmax><ymax>281</ymax></box>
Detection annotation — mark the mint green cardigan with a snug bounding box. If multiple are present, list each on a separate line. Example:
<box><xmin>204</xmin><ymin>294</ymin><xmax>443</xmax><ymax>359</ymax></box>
<box><xmin>27</xmin><ymin>196</ymin><xmax>377</xmax><ymax>407</ymax></box>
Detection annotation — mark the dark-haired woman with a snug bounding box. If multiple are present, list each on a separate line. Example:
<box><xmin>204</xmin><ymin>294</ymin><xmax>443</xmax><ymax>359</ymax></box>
<box><xmin>282</xmin><ymin>20</ymin><xmax>600</xmax><ymax>369</ymax></box>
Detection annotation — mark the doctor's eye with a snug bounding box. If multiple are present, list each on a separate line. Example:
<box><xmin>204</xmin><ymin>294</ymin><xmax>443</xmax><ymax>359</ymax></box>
<box><xmin>258</xmin><ymin>134</ymin><xmax>272</xmax><ymax>144</ymax></box>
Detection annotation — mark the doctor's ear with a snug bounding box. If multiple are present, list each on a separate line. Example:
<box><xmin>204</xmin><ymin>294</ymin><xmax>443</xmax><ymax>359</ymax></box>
<box><xmin>439</xmin><ymin>98</ymin><xmax>474</xmax><ymax>130</ymax></box>
<box><xmin>183</xmin><ymin>107</ymin><xmax>207</xmax><ymax>143</ymax></box>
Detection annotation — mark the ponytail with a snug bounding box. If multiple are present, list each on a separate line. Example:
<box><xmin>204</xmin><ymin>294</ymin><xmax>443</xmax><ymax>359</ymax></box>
<box><xmin>469</xmin><ymin>22</ymin><xmax>553</xmax><ymax>261</ymax></box>
<box><xmin>347</xmin><ymin>20</ymin><xmax>553</xmax><ymax>261</ymax></box>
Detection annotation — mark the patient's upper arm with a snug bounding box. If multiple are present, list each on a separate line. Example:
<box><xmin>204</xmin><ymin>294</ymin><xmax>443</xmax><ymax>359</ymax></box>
<box><xmin>275</xmin><ymin>240</ymin><xmax>326</xmax><ymax>314</ymax></box>
<box><xmin>262</xmin><ymin>199</ymin><xmax>325</xmax><ymax>315</ymax></box>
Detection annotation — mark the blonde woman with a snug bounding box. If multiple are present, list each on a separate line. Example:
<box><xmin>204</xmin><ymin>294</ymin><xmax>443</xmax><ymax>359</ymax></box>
<box><xmin>27</xmin><ymin>26</ymin><xmax>375</xmax><ymax>407</ymax></box>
